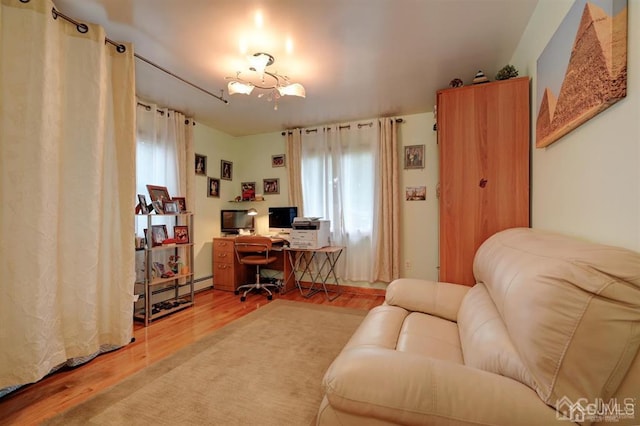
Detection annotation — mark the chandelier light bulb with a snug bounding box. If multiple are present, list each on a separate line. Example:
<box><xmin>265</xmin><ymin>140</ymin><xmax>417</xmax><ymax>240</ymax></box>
<box><xmin>228</xmin><ymin>81</ymin><xmax>254</xmax><ymax>95</ymax></box>
<box><xmin>225</xmin><ymin>52</ymin><xmax>305</xmax><ymax>107</ymax></box>
<box><xmin>278</xmin><ymin>83</ymin><xmax>306</xmax><ymax>98</ymax></box>
<box><xmin>247</xmin><ymin>53</ymin><xmax>271</xmax><ymax>79</ymax></box>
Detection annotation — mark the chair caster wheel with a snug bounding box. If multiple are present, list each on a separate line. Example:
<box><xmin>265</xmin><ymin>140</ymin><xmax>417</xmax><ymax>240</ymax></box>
<box><xmin>240</xmin><ymin>296</ymin><xmax>246</xmax><ymax>302</ymax></box>
<box><xmin>274</xmin><ymin>288</ymin><xmax>280</xmax><ymax>293</ymax></box>
<box><xmin>234</xmin><ymin>290</ymin><xmax>239</xmax><ymax>295</ymax></box>
<box><xmin>267</xmin><ymin>295</ymin><xmax>273</xmax><ymax>300</ymax></box>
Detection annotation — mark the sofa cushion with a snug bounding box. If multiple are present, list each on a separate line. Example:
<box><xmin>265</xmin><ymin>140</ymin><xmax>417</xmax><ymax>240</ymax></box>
<box><xmin>397</xmin><ymin>312</ymin><xmax>463</xmax><ymax>363</ymax></box>
<box><xmin>341</xmin><ymin>304</ymin><xmax>463</xmax><ymax>364</ymax></box>
<box><xmin>458</xmin><ymin>283</ymin><xmax>535</xmax><ymax>387</ymax></box>
<box><xmin>473</xmin><ymin>228</ymin><xmax>640</xmax><ymax>409</ymax></box>
<box><xmin>385</xmin><ymin>278</ymin><xmax>469</xmax><ymax>322</ymax></box>
<box><xmin>342</xmin><ymin>305</ymin><xmax>410</xmax><ymax>351</ymax></box>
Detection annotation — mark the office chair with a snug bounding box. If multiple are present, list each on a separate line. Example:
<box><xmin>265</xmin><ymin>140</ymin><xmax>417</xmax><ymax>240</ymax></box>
<box><xmin>234</xmin><ymin>236</ymin><xmax>279</xmax><ymax>301</ymax></box>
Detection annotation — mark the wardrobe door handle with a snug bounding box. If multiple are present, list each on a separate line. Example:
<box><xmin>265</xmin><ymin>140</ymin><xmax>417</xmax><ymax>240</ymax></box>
<box><xmin>479</xmin><ymin>178</ymin><xmax>488</xmax><ymax>188</ymax></box>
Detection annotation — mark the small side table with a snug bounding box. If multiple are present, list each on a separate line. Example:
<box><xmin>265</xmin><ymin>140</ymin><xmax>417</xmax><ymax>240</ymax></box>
<box><xmin>285</xmin><ymin>246</ymin><xmax>344</xmax><ymax>301</ymax></box>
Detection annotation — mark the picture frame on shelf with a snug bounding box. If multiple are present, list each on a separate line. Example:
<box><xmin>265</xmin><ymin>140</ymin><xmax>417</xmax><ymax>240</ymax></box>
<box><xmin>263</xmin><ymin>178</ymin><xmax>280</xmax><ymax>194</ymax></box>
<box><xmin>151</xmin><ymin>200</ymin><xmax>164</xmax><ymax>214</ymax></box>
<box><xmin>404</xmin><ymin>145</ymin><xmax>425</xmax><ymax>169</ymax></box>
<box><xmin>195</xmin><ymin>153</ymin><xmax>207</xmax><ymax>176</ymax></box>
<box><xmin>137</xmin><ymin>194</ymin><xmax>149</xmax><ymax>214</ymax></box>
<box><xmin>172</xmin><ymin>196</ymin><xmax>187</xmax><ymax>212</ymax></box>
<box><xmin>241</xmin><ymin>182</ymin><xmax>256</xmax><ymax>201</ymax></box>
<box><xmin>150</xmin><ymin>225</ymin><xmax>168</xmax><ymax>247</ymax></box>
<box><xmin>208</xmin><ymin>177</ymin><xmax>220</xmax><ymax>198</ymax></box>
<box><xmin>174</xmin><ymin>225</ymin><xmax>189</xmax><ymax>244</ymax></box>
<box><xmin>163</xmin><ymin>200</ymin><xmax>179</xmax><ymax>214</ymax></box>
<box><xmin>146</xmin><ymin>184</ymin><xmax>171</xmax><ymax>203</ymax></box>
<box><xmin>152</xmin><ymin>261</ymin><xmax>165</xmax><ymax>278</ymax></box>
<box><xmin>221</xmin><ymin>160</ymin><xmax>233</xmax><ymax>181</ymax></box>
<box><xmin>272</xmin><ymin>154</ymin><xmax>285</xmax><ymax>167</ymax></box>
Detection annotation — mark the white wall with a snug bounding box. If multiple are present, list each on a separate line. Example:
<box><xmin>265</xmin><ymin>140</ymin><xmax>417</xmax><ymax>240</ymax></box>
<box><xmin>233</xmin><ymin>131</ymin><xmax>291</xmax><ymax>235</ymax></box>
<box><xmin>191</xmin><ymin>124</ymin><xmax>238</xmax><ymax>287</ymax></box>
<box><xmin>190</xmin><ymin>112</ymin><xmax>440</xmax><ymax>289</ymax></box>
<box><xmin>399</xmin><ymin>113</ymin><xmax>439</xmax><ymax>281</ymax></box>
<box><xmin>510</xmin><ymin>0</ymin><xmax>640</xmax><ymax>251</ymax></box>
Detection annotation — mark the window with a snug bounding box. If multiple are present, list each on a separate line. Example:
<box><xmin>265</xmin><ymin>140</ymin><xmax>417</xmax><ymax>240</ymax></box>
<box><xmin>300</xmin><ymin>125</ymin><xmax>379</xmax><ymax>281</ymax></box>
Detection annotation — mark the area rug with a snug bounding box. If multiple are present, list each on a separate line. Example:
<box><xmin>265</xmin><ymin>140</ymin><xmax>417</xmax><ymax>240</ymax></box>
<box><xmin>45</xmin><ymin>300</ymin><xmax>367</xmax><ymax>426</ymax></box>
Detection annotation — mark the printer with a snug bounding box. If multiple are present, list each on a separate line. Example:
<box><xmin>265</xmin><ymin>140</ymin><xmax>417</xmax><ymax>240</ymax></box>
<box><xmin>289</xmin><ymin>217</ymin><xmax>330</xmax><ymax>249</ymax></box>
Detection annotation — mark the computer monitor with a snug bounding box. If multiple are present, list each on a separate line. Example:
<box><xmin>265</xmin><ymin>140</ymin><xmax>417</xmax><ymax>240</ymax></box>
<box><xmin>268</xmin><ymin>206</ymin><xmax>298</xmax><ymax>234</ymax></box>
<box><xmin>220</xmin><ymin>209</ymin><xmax>255</xmax><ymax>234</ymax></box>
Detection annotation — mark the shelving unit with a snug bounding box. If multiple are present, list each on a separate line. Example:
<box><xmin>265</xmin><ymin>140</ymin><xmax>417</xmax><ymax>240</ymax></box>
<box><xmin>134</xmin><ymin>212</ymin><xmax>195</xmax><ymax>326</ymax></box>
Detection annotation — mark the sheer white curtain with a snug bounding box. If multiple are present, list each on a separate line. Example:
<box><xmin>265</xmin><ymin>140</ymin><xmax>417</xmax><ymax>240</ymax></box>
<box><xmin>0</xmin><ymin>0</ymin><xmax>136</xmax><ymax>392</ymax></box>
<box><xmin>297</xmin><ymin>119</ymin><xmax>401</xmax><ymax>283</ymax></box>
<box><xmin>301</xmin><ymin>123</ymin><xmax>380</xmax><ymax>281</ymax></box>
<box><xmin>135</xmin><ymin>102</ymin><xmax>194</xmax><ymax>236</ymax></box>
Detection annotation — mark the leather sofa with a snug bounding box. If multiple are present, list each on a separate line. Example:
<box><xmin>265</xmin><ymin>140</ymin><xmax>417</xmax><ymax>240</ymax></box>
<box><xmin>317</xmin><ymin>228</ymin><xmax>640</xmax><ymax>425</ymax></box>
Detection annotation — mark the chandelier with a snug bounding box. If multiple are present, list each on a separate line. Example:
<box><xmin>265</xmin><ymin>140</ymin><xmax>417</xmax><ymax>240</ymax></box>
<box><xmin>225</xmin><ymin>52</ymin><xmax>305</xmax><ymax>109</ymax></box>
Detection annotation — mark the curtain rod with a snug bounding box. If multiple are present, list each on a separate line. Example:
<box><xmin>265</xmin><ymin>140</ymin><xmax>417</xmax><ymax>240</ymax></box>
<box><xmin>48</xmin><ymin>5</ymin><xmax>229</xmax><ymax>105</ymax></box>
<box><xmin>282</xmin><ymin>118</ymin><xmax>404</xmax><ymax>136</ymax></box>
<box><xmin>136</xmin><ymin>102</ymin><xmax>197</xmax><ymax>126</ymax></box>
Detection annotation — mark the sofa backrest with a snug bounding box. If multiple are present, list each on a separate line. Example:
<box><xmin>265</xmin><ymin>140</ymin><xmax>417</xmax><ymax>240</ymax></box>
<box><xmin>471</xmin><ymin>228</ymin><xmax>640</xmax><ymax>413</ymax></box>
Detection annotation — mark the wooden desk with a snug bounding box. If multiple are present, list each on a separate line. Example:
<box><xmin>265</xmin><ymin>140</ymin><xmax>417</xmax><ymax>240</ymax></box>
<box><xmin>212</xmin><ymin>237</ymin><xmax>292</xmax><ymax>292</ymax></box>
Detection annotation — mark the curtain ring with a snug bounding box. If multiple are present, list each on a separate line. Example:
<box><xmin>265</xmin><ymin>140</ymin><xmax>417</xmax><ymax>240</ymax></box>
<box><xmin>76</xmin><ymin>23</ymin><xmax>88</xmax><ymax>33</ymax></box>
<box><xmin>19</xmin><ymin>0</ymin><xmax>30</xmax><ymax>3</ymax></box>
<box><xmin>116</xmin><ymin>44</ymin><xmax>126</xmax><ymax>53</ymax></box>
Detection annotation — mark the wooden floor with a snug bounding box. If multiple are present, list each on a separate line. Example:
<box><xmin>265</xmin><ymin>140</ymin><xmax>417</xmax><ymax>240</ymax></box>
<box><xmin>0</xmin><ymin>287</ymin><xmax>384</xmax><ymax>426</ymax></box>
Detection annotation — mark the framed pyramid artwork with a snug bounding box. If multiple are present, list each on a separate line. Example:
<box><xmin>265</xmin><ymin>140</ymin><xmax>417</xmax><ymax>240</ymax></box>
<box><xmin>535</xmin><ymin>0</ymin><xmax>627</xmax><ymax>148</ymax></box>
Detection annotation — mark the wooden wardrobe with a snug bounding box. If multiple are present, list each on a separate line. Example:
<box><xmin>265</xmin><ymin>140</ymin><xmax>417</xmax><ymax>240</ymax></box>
<box><xmin>437</xmin><ymin>77</ymin><xmax>530</xmax><ymax>286</ymax></box>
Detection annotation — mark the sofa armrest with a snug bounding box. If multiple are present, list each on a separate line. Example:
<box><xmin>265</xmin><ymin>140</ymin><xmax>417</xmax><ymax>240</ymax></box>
<box><xmin>385</xmin><ymin>278</ymin><xmax>470</xmax><ymax>321</ymax></box>
<box><xmin>322</xmin><ymin>347</ymin><xmax>559</xmax><ymax>426</ymax></box>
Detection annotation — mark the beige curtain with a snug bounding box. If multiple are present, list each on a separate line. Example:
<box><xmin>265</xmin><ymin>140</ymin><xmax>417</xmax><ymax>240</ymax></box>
<box><xmin>285</xmin><ymin>129</ymin><xmax>304</xmax><ymax>214</ymax></box>
<box><xmin>374</xmin><ymin>118</ymin><xmax>401</xmax><ymax>281</ymax></box>
<box><xmin>0</xmin><ymin>0</ymin><xmax>136</xmax><ymax>391</ymax></box>
<box><xmin>297</xmin><ymin>119</ymin><xmax>400</xmax><ymax>282</ymax></box>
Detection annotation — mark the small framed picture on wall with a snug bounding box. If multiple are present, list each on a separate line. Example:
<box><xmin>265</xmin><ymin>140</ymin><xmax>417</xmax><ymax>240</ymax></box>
<box><xmin>221</xmin><ymin>160</ymin><xmax>233</xmax><ymax>180</ymax></box>
<box><xmin>263</xmin><ymin>178</ymin><xmax>280</xmax><ymax>194</ymax></box>
<box><xmin>404</xmin><ymin>145</ymin><xmax>425</xmax><ymax>169</ymax></box>
<box><xmin>241</xmin><ymin>182</ymin><xmax>256</xmax><ymax>201</ymax></box>
<box><xmin>272</xmin><ymin>154</ymin><xmax>286</xmax><ymax>167</ymax></box>
<box><xmin>195</xmin><ymin>153</ymin><xmax>207</xmax><ymax>175</ymax></box>
<box><xmin>208</xmin><ymin>177</ymin><xmax>220</xmax><ymax>198</ymax></box>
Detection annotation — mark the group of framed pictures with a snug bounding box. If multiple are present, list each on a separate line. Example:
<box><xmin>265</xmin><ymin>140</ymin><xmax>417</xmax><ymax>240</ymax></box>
<box><xmin>195</xmin><ymin>153</ymin><xmax>284</xmax><ymax>200</ymax></box>
<box><xmin>144</xmin><ymin>224</ymin><xmax>190</xmax><ymax>247</ymax></box>
<box><xmin>196</xmin><ymin>154</ymin><xmax>233</xmax><ymax>179</ymax></box>
<box><xmin>240</xmin><ymin>179</ymin><xmax>279</xmax><ymax>200</ymax></box>
<box><xmin>137</xmin><ymin>185</ymin><xmax>187</xmax><ymax>215</ymax></box>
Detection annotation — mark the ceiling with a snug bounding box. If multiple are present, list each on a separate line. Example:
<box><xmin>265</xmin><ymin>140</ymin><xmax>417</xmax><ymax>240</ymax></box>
<box><xmin>53</xmin><ymin>0</ymin><xmax>539</xmax><ymax>137</ymax></box>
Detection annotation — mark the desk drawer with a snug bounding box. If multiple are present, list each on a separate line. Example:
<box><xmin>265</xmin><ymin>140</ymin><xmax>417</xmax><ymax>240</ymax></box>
<box><xmin>213</xmin><ymin>263</ymin><xmax>235</xmax><ymax>291</ymax></box>
<box><xmin>213</xmin><ymin>250</ymin><xmax>234</xmax><ymax>264</ymax></box>
<box><xmin>214</xmin><ymin>238</ymin><xmax>234</xmax><ymax>253</ymax></box>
